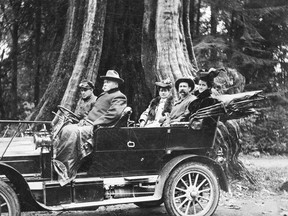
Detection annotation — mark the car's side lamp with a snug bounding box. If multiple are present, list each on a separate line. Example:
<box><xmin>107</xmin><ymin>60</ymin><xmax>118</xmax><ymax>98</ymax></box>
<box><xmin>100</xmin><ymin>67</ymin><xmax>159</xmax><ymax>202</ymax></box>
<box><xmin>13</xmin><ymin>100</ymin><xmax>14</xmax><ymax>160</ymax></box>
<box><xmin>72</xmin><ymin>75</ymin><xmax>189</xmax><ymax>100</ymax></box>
<box><xmin>34</xmin><ymin>125</ymin><xmax>53</xmax><ymax>149</ymax></box>
<box><xmin>34</xmin><ymin>133</ymin><xmax>53</xmax><ymax>149</ymax></box>
<box><xmin>189</xmin><ymin>118</ymin><xmax>203</xmax><ymax>130</ymax></box>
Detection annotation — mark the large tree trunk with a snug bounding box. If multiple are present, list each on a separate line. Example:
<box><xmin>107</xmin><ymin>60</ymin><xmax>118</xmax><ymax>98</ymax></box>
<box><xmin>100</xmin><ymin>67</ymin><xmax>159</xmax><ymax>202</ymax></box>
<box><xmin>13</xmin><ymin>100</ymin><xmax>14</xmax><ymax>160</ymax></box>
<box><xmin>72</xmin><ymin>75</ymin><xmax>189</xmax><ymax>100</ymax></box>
<box><xmin>99</xmin><ymin>0</ymin><xmax>151</xmax><ymax>119</ymax></box>
<box><xmin>142</xmin><ymin>0</ymin><xmax>197</xmax><ymax>99</ymax></box>
<box><xmin>10</xmin><ymin>1</ymin><xmax>21</xmax><ymax>119</ymax></box>
<box><xmin>33</xmin><ymin>0</ymin><xmax>41</xmax><ymax>105</ymax></box>
<box><xmin>29</xmin><ymin>0</ymin><xmax>85</xmax><ymax>121</ymax></box>
<box><xmin>30</xmin><ymin>0</ymin><xmax>107</xmax><ymax>121</ymax></box>
<box><xmin>60</xmin><ymin>0</ymin><xmax>107</xmax><ymax>109</ymax></box>
<box><xmin>142</xmin><ymin>0</ymin><xmax>158</xmax><ymax>93</ymax></box>
<box><xmin>155</xmin><ymin>0</ymin><xmax>197</xmax><ymax>84</ymax></box>
<box><xmin>0</xmin><ymin>51</ymin><xmax>5</xmax><ymax>119</ymax></box>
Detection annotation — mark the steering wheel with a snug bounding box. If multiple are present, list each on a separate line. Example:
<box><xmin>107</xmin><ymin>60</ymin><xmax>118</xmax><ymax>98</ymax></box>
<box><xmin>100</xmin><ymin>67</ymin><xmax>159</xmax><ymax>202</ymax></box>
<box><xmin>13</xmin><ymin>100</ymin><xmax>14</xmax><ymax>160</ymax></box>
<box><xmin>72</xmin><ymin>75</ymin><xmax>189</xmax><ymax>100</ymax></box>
<box><xmin>58</xmin><ymin>105</ymin><xmax>80</xmax><ymax>123</ymax></box>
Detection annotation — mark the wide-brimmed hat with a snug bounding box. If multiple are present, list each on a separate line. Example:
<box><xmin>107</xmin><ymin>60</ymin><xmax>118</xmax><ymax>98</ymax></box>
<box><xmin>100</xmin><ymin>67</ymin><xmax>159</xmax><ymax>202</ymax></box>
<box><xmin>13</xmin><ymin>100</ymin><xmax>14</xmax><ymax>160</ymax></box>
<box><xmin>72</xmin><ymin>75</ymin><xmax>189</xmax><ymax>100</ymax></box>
<box><xmin>175</xmin><ymin>77</ymin><xmax>195</xmax><ymax>91</ymax></box>
<box><xmin>197</xmin><ymin>68</ymin><xmax>220</xmax><ymax>82</ymax></box>
<box><xmin>155</xmin><ymin>78</ymin><xmax>172</xmax><ymax>89</ymax></box>
<box><xmin>79</xmin><ymin>80</ymin><xmax>94</xmax><ymax>89</ymax></box>
<box><xmin>100</xmin><ymin>70</ymin><xmax>124</xmax><ymax>84</ymax></box>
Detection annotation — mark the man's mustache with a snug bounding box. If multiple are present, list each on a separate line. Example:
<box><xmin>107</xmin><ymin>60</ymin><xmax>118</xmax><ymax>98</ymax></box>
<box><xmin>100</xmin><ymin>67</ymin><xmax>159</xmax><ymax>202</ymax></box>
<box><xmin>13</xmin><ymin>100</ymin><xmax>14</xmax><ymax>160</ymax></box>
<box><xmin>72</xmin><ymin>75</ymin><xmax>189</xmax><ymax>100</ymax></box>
<box><xmin>179</xmin><ymin>90</ymin><xmax>186</xmax><ymax>93</ymax></box>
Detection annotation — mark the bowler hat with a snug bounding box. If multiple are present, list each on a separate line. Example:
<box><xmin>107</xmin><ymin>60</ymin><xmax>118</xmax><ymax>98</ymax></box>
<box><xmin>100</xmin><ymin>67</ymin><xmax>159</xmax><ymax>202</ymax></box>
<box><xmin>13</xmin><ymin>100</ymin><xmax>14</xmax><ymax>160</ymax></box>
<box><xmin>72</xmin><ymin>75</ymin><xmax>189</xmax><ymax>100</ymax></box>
<box><xmin>175</xmin><ymin>77</ymin><xmax>195</xmax><ymax>91</ymax></box>
<box><xmin>100</xmin><ymin>70</ymin><xmax>124</xmax><ymax>84</ymax></box>
<box><xmin>79</xmin><ymin>80</ymin><xmax>94</xmax><ymax>89</ymax></box>
<box><xmin>155</xmin><ymin>78</ymin><xmax>172</xmax><ymax>89</ymax></box>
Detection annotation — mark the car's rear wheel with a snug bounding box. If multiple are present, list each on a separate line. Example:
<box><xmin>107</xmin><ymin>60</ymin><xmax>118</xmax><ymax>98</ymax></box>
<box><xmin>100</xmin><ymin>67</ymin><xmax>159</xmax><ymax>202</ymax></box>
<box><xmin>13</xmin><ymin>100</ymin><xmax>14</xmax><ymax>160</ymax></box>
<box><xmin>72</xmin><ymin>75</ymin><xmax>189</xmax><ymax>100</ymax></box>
<box><xmin>0</xmin><ymin>181</ymin><xmax>21</xmax><ymax>216</ymax></box>
<box><xmin>164</xmin><ymin>162</ymin><xmax>220</xmax><ymax>216</ymax></box>
<box><xmin>134</xmin><ymin>199</ymin><xmax>163</xmax><ymax>208</ymax></box>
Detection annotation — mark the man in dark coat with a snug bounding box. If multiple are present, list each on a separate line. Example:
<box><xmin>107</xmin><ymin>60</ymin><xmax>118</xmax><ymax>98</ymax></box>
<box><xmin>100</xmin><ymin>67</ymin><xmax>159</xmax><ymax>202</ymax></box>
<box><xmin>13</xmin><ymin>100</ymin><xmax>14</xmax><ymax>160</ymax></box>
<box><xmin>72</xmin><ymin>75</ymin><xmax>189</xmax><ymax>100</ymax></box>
<box><xmin>54</xmin><ymin>70</ymin><xmax>127</xmax><ymax>185</ymax></box>
<box><xmin>75</xmin><ymin>80</ymin><xmax>97</xmax><ymax>120</ymax></box>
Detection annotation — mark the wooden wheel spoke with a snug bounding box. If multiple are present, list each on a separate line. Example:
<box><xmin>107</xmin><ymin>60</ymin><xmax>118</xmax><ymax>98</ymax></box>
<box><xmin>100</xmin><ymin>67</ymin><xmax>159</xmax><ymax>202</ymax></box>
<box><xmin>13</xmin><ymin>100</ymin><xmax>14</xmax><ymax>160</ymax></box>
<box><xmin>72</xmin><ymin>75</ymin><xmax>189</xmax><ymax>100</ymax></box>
<box><xmin>197</xmin><ymin>178</ymin><xmax>207</xmax><ymax>189</ymax></box>
<box><xmin>188</xmin><ymin>173</ymin><xmax>192</xmax><ymax>187</ymax></box>
<box><xmin>198</xmin><ymin>187</ymin><xmax>211</xmax><ymax>193</ymax></box>
<box><xmin>185</xmin><ymin>200</ymin><xmax>192</xmax><ymax>215</ymax></box>
<box><xmin>175</xmin><ymin>194</ymin><xmax>186</xmax><ymax>200</ymax></box>
<box><xmin>180</xmin><ymin>178</ymin><xmax>189</xmax><ymax>189</ymax></box>
<box><xmin>195</xmin><ymin>199</ymin><xmax>204</xmax><ymax>210</ymax></box>
<box><xmin>193</xmin><ymin>173</ymin><xmax>199</xmax><ymax>187</ymax></box>
<box><xmin>0</xmin><ymin>202</ymin><xmax>7</xmax><ymax>208</ymax></box>
<box><xmin>177</xmin><ymin>198</ymin><xmax>188</xmax><ymax>209</ymax></box>
<box><xmin>198</xmin><ymin>195</ymin><xmax>210</xmax><ymax>201</ymax></box>
<box><xmin>175</xmin><ymin>186</ymin><xmax>186</xmax><ymax>193</ymax></box>
<box><xmin>193</xmin><ymin>200</ymin><xmax>197</xmax><ymax>214</ymax></box>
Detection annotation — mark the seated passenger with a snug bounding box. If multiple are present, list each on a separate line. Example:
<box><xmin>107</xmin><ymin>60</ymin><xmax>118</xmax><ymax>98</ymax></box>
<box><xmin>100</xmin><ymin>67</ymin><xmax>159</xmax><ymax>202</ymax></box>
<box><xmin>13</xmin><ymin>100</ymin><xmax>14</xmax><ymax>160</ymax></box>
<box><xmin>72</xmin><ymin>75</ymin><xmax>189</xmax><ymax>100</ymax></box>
<box><xmin>74</xmin><ymin>80</ymin><xmax>97</xmax><ymax>120</ymax></box>
<box><xmin>139</xmin><ymin>79</ymin><xmax>173</xmax><ymax>127</ymax></box>
<box><xmin>54</xmin><ymin>70</ymin><xmax>127</xmax><ymax>185</ymax></box>
<box><xmin>162</xmin><ymin>77</ymin><xmax>197</xmax><ymax>126</ymax></box>
<box><xmin>185</xmin><ymin>68</ymin><xmax>220</xmax><ymax>122</ymax></box>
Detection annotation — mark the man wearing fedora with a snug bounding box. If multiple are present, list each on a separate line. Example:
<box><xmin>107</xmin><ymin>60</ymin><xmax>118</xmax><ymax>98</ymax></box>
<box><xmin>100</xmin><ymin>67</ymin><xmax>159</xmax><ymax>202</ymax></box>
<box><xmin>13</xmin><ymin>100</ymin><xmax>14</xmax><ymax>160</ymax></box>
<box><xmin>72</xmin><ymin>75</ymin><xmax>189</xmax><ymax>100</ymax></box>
<box><xmin>75</xmin><ymin>80</ymin><xmax>97</xmax><ymax>120</ymax></box>
<box><xmin>85</xmin><ymin>70</ymin><xmax>127</xmax><ymax>126</ymax></box>
<box><xmin>163</xmin><ymin>77</ymin><xmax>196</xmax><ymax>126</ymax></box>
<box><xmin>54</xmin><ymin>70</ymin><xmax>127</xmax><ymax>185</ymax></box>
<box><xmin>139</xmin><ymin>78</ymin><xmax>174</xmax><ymax>127</ymax></box>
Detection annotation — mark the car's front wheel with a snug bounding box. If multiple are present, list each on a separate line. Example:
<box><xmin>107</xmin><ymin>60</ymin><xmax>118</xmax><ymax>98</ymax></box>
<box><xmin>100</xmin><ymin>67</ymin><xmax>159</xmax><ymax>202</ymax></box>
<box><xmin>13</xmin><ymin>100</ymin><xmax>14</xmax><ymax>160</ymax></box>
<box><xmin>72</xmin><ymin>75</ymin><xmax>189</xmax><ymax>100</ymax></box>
<box><xmin>164</xmin><ymin>162</ymin><xmax>220</xmax><ymax>216</ymax></box>
<box><xmin>0</xmin><ymin>181</ymin><xmax>21</xmax><ymax>216</ymax></box>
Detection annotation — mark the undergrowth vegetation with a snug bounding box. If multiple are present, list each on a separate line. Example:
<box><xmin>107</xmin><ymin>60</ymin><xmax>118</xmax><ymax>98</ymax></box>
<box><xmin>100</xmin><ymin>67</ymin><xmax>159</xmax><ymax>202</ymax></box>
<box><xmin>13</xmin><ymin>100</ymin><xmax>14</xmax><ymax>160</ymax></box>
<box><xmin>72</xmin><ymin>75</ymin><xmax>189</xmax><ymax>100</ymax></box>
<box><xmin>240</xmin><ymin>96</ymin><xmax>288</xmax><ymax>155</ymax></box>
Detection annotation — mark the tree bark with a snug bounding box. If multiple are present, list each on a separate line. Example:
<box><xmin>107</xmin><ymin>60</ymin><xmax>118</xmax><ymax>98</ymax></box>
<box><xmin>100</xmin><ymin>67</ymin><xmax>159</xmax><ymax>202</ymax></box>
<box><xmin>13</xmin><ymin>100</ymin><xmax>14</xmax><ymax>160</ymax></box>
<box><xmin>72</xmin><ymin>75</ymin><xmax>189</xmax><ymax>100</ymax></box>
<box><xmin>10</xmin><ymin>1</ymin><xmax>21</xmax><ymax>119</ymax></box>
<box><xmin>210</xmin><ymin>1</ymin><xmax>218</xmax><ymax>63</ymax></box>
<box><xmin>195</xmin><ymin>0</ymin><xmax>201</xmax><ymax>36</ymax></box>
<box><xmin>99</xmin><ymin>0</ymin><xmax>151</xmax><ymax>118</ymax></box>
<box><xmin>30</xmin><ymin>0</ymin><xmax>107</xmax><ymax>121</ymax></box>
<box><xmin>30</xmin><ymin>0</ymin><xmax>87</xmax><ymax>121</ymax></box>
<box><xmin>60</xmin><ymin>0</ymin><xmax>107</xmax><ymax>110</ymax></box>
<box><xmin>183</xmin><ymin>0</ymin><xmax>198</xmax><ymax>69</ymax></box>
<box><xmin>33</xmin><ymin>0</ymin><xmax>41</xmax><ymax>105</ymax></box>
<box><xmin>154</xmin><ymin>0</ymin><xmax>197</xmax><ymax>96</ymax></box>
<box><xmin>142</xmin><ymin>0</ymin><xmax>158</xmax><ymax>93</ymax></box>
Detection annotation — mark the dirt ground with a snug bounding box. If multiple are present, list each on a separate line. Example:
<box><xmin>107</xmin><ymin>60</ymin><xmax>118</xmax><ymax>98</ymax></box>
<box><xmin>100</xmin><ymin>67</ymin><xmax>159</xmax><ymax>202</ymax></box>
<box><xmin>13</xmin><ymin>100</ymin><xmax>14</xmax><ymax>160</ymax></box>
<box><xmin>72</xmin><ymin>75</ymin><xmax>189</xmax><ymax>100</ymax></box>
<box><xmin>23</xmin><ymin>154</ymin><xmax>288</xmax><ymax>216</ymax></box>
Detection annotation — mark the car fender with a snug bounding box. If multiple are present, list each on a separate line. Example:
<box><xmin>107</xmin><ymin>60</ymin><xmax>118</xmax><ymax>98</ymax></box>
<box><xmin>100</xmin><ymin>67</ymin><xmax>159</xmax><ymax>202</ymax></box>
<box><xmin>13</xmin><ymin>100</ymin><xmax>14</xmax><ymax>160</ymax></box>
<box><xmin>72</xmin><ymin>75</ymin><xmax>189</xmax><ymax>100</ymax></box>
<box><xmin>0</xmin><ymin>162</ymin><xmax>45</xmax><ymax>211</ymax></box>
<box><xmin>153</xmin><ymin>154</ymin><xmax>229</xmax><ymax>199</ymax></box>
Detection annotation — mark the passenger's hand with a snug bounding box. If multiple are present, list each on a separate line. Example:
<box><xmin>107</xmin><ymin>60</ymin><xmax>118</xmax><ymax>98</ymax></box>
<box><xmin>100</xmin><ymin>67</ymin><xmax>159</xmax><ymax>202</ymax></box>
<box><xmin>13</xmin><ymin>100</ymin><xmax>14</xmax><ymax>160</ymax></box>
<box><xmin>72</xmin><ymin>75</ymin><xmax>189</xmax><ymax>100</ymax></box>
<box><xmin>159</xmin><ymin>113</ymin><xmax>169</xmax><ymax>124</ymax></box>
<box><xmin>139</xmin><ymin>120</ymin><xmax>145</xmax><ymax>127</ymax></box>
<box><xmin>78</xmin><ymin>119</ymin><xmax>86</xmax><ymax>126</ymax></box>
<box><xmin>159</xmin><ymin>116</ymin><xmax>165</xmax><ymax>124</ymax></box>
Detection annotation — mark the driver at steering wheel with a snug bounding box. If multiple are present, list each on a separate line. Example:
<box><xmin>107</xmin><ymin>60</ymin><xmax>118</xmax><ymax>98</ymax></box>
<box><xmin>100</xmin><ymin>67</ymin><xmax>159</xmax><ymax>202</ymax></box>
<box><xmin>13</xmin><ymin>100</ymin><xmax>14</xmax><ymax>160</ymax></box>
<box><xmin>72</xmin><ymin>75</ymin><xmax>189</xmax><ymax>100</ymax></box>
<box><xmin>53</xmin><ymin>70</ymin><xmax>127</xmax><ymax>186</ymax></box>
<box><xmin>75</xmin><ymin>80</ymin><xmax>97</xmax><ymax>120</ymax></box>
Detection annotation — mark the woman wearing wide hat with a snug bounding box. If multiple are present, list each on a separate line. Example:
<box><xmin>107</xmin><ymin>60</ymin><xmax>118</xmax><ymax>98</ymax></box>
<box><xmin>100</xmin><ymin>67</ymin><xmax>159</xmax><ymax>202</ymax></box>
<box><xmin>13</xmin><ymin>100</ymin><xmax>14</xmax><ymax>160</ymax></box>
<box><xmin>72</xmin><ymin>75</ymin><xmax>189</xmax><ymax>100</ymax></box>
<box><xmin>186</xmin><ymin>68</ymin><xmax>220</xmax><ymax>121</ymax></box>
<box><xmin>139</xmin><ymin>78</ymin><xmax>174</xmax><ymax>127</ymax></box>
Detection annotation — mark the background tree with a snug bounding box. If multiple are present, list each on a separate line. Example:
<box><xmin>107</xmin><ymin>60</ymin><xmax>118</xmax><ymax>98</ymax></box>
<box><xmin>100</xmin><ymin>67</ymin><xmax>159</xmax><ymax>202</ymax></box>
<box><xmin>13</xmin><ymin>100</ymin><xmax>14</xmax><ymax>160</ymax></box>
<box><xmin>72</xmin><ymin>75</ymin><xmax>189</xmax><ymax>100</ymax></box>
<box><xmin>1</xmin><ymin>0</ymin><xmax>288</xmax><ymax>183</ymax></box>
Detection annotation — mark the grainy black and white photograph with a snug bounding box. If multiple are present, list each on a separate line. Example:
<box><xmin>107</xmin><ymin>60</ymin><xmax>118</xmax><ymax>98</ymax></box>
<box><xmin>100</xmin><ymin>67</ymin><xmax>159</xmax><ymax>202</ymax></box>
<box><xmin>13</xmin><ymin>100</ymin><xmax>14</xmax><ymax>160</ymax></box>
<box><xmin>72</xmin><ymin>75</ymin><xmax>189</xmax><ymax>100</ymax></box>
<box><xmin>0</xmin><ymin>0</ymin><xmax>288</xmax><ymax>215</ymax></box>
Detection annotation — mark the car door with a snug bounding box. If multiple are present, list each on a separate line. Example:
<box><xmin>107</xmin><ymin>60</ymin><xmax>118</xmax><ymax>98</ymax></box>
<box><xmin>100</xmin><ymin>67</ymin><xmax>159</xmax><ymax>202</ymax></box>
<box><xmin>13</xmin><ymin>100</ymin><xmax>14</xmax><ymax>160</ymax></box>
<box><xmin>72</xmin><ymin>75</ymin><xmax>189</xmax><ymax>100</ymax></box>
<box><xmin>88</xmin><ymin>127</ymin><xmax>168</xmax><ymax>177</ymax></box>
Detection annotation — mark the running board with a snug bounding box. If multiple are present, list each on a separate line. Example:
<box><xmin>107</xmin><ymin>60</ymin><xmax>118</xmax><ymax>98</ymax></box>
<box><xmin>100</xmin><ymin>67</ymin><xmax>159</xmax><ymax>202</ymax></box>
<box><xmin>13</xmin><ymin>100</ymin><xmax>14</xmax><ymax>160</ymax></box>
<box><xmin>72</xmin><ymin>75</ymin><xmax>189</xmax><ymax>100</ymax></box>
<box><xmin>40</xmin><ymin>195</ymin><xmax>161</xmax><ymax>211</ymax></box>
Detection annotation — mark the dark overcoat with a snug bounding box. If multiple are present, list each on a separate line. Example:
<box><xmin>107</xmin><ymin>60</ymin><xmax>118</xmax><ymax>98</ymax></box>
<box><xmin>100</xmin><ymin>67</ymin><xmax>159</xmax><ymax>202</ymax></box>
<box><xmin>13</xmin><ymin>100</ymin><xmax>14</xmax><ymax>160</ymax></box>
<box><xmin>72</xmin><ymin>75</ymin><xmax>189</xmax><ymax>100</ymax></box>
<box><xmin>87</xmin><ymin>88</ymin><xmax>127</xmax><ymax>126</ymax></box>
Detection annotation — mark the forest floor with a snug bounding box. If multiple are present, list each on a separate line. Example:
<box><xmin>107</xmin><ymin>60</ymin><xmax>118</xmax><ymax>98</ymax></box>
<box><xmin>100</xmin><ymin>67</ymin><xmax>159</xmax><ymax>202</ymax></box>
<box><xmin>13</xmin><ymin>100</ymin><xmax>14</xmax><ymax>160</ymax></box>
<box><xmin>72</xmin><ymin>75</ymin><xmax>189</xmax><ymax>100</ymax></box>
<box><xmin>24</xmin><ymin>154</ymin><xmax>288</xmax><ymax>216</ymax></box>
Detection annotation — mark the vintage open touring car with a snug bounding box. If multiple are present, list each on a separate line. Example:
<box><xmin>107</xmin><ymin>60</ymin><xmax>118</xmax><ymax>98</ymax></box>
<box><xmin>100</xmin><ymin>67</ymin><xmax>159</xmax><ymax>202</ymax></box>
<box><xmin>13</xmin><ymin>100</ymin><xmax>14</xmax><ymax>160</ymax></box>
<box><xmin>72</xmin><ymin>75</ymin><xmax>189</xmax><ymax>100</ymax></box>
<box><xmin>0</xmin><ymin>91</ymin><xmax>263</xmax><ymax>216</ymax></box>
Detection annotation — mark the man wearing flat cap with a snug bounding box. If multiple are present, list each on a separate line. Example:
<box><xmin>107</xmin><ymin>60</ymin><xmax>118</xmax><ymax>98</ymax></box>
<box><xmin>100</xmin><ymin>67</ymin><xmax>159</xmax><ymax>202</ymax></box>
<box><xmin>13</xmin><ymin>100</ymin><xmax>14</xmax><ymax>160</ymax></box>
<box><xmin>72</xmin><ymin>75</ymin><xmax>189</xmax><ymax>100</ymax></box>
<box><xmin>75</xmin><ymin>80</ymin><xmax>97</xmax><ymax>120</ymax></box>
<box><xmin>163</xmin><ymin>77</ymin><xmax>196</xmax><ymax>126</ymax></box>
<box><xmin>54</xmin><ymin>70</ymin><xmax>127</xmax><ymax>185</ymax></box>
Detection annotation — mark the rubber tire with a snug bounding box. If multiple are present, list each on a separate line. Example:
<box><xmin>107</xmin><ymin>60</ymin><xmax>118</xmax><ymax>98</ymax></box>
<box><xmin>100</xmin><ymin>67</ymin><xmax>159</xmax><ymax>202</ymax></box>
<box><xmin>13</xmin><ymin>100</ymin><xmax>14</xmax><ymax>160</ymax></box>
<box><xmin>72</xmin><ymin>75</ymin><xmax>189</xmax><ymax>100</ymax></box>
<box><xmin>134</xmin><ymin>199</ymin><xmax>163</xmax><ymax>208</ymax></box>
<box><xmin>164</xmin><ymin>162</ymin><xmax>220</xmax><ymax>216</ymax></box>
<box><xmin>0</xmin><ymin>181</ymin><xmax>21</xmax><ymax>216</ymax></box>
